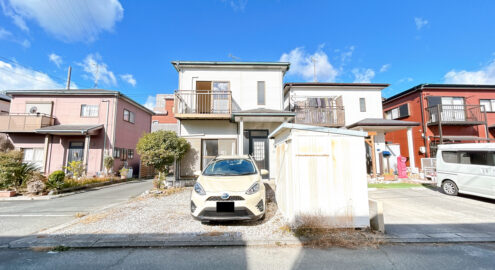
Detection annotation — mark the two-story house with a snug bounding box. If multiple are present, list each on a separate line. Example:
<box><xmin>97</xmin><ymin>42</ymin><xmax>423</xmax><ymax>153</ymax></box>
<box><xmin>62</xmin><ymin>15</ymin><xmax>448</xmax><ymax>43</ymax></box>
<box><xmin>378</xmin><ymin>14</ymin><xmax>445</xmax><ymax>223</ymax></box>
<box><xmin>383</xmin><ymin>84</ymin><xmax>495</xmax><ymax>168</ymax></box>
<box><xmin>284</xmin><ymin>82</ymin><xmax>419</xmax><ymax>176</ymax></box>
<box><xmin>151</xmin><ymin>94</ymin><xmax>177</xmax><ymax>132</ymax></box>
<box><xmin>0</xmin><ymin>89</ymin><xmax>154</xmax><ymax>177</ymax></box>
<box><xmin>172</xmin><ymin>61</ymin><xmax>294</xmax><ymax>180</ymax></box>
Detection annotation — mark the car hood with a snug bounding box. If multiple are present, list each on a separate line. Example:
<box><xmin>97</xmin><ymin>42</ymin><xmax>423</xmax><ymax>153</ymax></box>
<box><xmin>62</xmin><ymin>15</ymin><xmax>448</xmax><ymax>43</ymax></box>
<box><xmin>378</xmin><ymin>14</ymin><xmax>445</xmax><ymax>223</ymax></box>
<box><xmin>198</xmin><ymin>174</ymin><xmax>260</xmax><ymax>192</ymax></box>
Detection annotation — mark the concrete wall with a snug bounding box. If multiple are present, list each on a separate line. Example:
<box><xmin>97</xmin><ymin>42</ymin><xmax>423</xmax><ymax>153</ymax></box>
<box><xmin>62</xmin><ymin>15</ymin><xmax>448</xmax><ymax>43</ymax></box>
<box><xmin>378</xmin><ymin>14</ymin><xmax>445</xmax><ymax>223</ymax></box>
<box><xmin>285</xmin><ymin>86</ymin><xmax>384</xmax><ymax>126</ymax></box>
<box><xmin>273</xmin><ymin>129</ymin><xmax>370</xmax><ymax>228</ymax></box>
<box><xmin>178</xmin><ymin>68</ymin><xmax>285</xmax><ymax>111</ymax></box>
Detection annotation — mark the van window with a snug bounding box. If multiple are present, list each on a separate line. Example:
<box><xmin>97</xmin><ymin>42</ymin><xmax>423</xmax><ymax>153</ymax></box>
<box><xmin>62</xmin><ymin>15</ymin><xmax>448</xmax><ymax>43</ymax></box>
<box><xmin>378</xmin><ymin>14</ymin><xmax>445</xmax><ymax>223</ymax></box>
<box><xmin>442</xmin><ymin>151</ymin><xmax>458</xmax><ymax>163</ymax></box>
<box><xmin>459</xmin><ymin>151</ymin><xmax>488</xmax><ymax>166</ymax></box>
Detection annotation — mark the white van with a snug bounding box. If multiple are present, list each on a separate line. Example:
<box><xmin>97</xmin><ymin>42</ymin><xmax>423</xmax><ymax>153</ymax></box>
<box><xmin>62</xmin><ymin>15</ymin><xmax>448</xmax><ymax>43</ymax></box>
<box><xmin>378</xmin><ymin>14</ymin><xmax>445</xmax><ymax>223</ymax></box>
<box><xmin>436</xmin><ymin>143</ymin><xmax>495</xmax><ymax>200</ymax></box>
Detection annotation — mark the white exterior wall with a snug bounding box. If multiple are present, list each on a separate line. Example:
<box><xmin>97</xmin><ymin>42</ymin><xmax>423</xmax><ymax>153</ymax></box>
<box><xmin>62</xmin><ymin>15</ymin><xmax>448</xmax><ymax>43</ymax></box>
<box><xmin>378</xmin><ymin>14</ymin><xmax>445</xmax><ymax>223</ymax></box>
<box><xmin>274</xmin><ymin>129</ymin><xmax>370</xmax><ymax>228</ymax></box>
<box><xmin>285</xmin><ymin>86</ymin><xmax>384</xmax><ymax>126</ymax></box>
<box><xmin>178</xmin><ymin>68</ymin><xmax>285</xmax><ymax>111</ymax></box>
<box><xmin>180</xmin><ymin>120</ymin><xmax>237</xmax><ymax>138</ymax></box>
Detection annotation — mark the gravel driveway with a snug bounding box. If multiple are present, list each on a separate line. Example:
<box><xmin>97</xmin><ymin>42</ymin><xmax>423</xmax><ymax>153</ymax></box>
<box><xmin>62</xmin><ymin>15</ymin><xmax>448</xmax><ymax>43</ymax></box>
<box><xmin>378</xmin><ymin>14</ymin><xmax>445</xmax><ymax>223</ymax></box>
<box><xmin>49</xmin><ymin>184</ymin><xmax>295</xmax><ymax>242</ymax></box>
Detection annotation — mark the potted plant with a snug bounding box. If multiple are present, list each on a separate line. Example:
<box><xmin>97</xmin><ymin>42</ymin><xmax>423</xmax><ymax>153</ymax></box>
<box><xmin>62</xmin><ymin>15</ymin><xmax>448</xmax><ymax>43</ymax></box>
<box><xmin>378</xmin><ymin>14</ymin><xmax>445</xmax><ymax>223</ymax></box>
<box><xmin>119</xmin><ymin>167</ymin><xmax>129</xmax><ymax>180</ymax></box>
<box><xmin>103</xmin><ymin>156</ymin><xmax>114</xmax><ymax>176</ymax></box>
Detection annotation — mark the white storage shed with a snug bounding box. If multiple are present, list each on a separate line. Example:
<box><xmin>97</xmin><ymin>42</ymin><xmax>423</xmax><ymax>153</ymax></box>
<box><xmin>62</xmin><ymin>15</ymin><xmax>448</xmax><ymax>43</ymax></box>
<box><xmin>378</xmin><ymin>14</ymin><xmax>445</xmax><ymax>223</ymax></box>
<box><xmin>269</xmin><ymin>123</ymin><xmax>370</xmax><ymax>228</ymax></box>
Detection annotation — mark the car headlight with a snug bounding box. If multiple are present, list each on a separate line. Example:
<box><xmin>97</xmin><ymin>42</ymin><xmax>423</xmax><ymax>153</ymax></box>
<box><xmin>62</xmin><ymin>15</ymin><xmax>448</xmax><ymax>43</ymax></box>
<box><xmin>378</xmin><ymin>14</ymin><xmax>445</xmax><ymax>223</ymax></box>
<box><xmin>194</xmin><ymin>182</ymin><xmax>206</xmax><ymax>195</ymax></box>
<box><xmin>245</xmin><ymin>182</ymin><xmax>260</xmax><ymax>195</ymax></box>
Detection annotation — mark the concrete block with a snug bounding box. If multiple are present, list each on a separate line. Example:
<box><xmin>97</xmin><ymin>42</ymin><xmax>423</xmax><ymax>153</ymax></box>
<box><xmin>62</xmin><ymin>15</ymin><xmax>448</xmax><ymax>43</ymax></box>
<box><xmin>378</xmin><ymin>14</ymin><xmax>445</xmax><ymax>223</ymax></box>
<box><xmin>369</xmin><ymin>199</ymin><xmax>385</xmax><ymax>233</ymax></box>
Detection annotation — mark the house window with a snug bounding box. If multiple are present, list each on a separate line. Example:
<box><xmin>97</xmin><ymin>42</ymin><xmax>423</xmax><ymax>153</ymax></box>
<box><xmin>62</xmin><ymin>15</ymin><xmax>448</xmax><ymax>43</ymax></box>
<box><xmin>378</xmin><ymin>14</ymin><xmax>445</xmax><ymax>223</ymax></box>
<box><xmin>480</xmin><ymin>99</ymin><xmax>495</xmax><ymax>112</ymax></box>
<box><xmin>359</xmin><ymin>98</ymin><xmax>366</xmax><ymax>112</ymax></box>
<box><xmin>113</xmin><ymin>148</ymin><xmax>121</xmax><ymax>159</ymax></box>
<box><xmin>128</xmin><ymin>149</ymin><xmax>134</xmax><ymax>159</ymax></box>
<box><xmin>201</xmin><ymin>139</ymin><xmax>236</xmax><ymax>169</ymax></box>
<box><xmin>385</xmin><ymin>104</ymin><xmax>410</xmax><ymax>119</ymax></box>
<box><xmin>80</xmin><ymin>104</ymin><xmax>99</xmax><ymax>117</ymax></box>
<box><xmin>257</xmin><ymin>81</ymin><xmax>265</xmax><ymax>105</ymax></box>
<box><xmin>152</xmin><ymin>120</ymin><xmax>159</xmax><ymax>125</ymax></box>
<box><xmin>123</xmin><ymin>109</ymin><xmax>135</xmax><ymax>123</ymax></box>
<box><xmin>22</xmin><ymin>148</ymin><xmax>44</xmax><ymax>169</ymax></box>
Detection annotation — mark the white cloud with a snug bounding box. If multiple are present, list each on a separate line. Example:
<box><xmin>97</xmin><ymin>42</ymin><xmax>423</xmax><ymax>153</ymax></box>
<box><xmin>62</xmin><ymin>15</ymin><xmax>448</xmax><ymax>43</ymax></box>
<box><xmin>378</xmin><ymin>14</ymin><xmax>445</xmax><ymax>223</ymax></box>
<box><xmin>0</xmin><ymin>0</ymin><xmax>29</xmax><ymax>32</ymax></box>
<box><xmin>352</xmin><ymin>68</ymin><xmax>375</xmax><ymax>83</ymax></box>
<box><xmin>78</xmin><ymin>53</ymin><xmax>117</xmax><ymax>87</ymax></box>
<box><xmin>143</xmin><ymin>95</ymin><xmax>155</xmax><ymax>111</ymax></box>
<box><xmin>414</xmin><ymin>17</ymin><xmax>428</xmax><ymax>30</ymax></box>
<box><xmin>444</xmin><ymin>59</ymin><xmax>495</xmax><ymax>84</ymax></box>
<box><xmin>2</xmin><ymin>0</ymin><xmax>123</xmax><ymax>42</ymax></box>
<box><xmin>0</xmin><ymin>26</ymin><xmax>30</xmax><ymax>47</ymax></box>
<box><xmin>379</xmin><ymin>64</ymin><xmax>390</xmax><ymax>73</ymax></box>
<box><xmin>48</xmin><ymin>53</ymin><xmax>62</xmax><ymax>68</ymax></box>
<box><xmin>0</xmin><ymin>60</ymin><xmax>65</xmax><ymax>90</ymax></box>
<box><xmin>340</xmin><ymin>46</ymin><xmax>355</xmax><ymax>63</ymax></box>
<box><xmin>120</xmin><ymin>74</ymin><xmax>136</xmax><ymax>86</ymax></box>
<box><xmin>398</xmin><ymin>77</ymin><xmax>414</xmax><ymax>83</ymax></box>
<box><xmin>223</xmin><ymin>0</ymin><xmax>248</xmax><ymax>11</ymax></box>
<box><xmin>280</xmin><ymin>47</ymin><xmax>339</xmax><ymax>82</ymax></box>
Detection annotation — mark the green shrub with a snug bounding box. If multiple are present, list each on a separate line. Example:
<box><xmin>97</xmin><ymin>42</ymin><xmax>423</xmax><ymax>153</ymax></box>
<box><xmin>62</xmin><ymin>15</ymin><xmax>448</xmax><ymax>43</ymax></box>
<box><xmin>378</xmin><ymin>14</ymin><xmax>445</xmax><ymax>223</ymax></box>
<box><xmin>47</xmin><ymin>170</ymin><xmax>65</xmax><ymax>190</ymax></box>
<box><xmin>0</xmin><ymin>151</ymin><xmax>38</xmax><ymax>191</ymax></box>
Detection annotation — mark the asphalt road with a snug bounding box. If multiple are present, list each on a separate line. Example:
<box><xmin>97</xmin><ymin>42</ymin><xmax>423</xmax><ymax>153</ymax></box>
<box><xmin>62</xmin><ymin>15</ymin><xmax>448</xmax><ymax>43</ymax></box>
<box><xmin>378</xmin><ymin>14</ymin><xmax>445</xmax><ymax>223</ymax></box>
<box><xmin>0</xmin><ymin>244</ymin><xmax>494</xmax><ymax>270</ymax></box>
<box><xmin>0</xmin><ymin>179</ymin><xmax>152</xmax><ymax>246</ymax></box>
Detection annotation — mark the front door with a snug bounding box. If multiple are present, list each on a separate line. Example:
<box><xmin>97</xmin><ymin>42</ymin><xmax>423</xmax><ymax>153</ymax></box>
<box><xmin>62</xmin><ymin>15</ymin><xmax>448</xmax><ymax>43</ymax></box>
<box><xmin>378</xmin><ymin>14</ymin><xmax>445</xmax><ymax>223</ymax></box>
<box><xmin>243</xmin><ymin>130</ymin><xmax>269</xmax><ymax>176</ymax></box>
<box><xmin>67</xmin><ymin>141</ymin><xmax>84</xmax><ymax>164</ymax></box>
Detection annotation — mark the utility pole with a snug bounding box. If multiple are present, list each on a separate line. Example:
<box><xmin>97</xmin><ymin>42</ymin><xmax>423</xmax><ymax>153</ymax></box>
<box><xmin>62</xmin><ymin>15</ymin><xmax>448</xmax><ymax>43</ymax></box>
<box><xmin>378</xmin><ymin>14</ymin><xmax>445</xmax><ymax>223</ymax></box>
<box><xmin>66</xmin><ymin>66</ymin><xmax>72</xmax><ymax>89</ymax></box>
<box><xmin>311</xmin><ymin>57</ymin><xmax>317</xmax><ymax>82</ymax></box>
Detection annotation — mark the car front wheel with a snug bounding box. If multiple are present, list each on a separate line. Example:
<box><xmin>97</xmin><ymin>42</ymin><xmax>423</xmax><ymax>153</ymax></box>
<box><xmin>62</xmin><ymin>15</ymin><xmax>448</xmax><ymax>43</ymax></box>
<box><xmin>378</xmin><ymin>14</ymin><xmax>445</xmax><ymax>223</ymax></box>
<box><xmin>442</xmin><ymin>180</ymin><xmax>459</xmax><ymax>196</ymax></box>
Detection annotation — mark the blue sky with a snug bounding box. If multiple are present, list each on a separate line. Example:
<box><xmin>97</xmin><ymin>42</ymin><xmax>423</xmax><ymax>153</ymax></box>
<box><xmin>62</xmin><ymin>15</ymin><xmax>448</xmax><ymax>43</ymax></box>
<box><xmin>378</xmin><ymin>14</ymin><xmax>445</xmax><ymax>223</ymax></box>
<box><xmin>1</xmin><ymin>0</ymin><xmax>495</xmax><ymax>108</ymax></box>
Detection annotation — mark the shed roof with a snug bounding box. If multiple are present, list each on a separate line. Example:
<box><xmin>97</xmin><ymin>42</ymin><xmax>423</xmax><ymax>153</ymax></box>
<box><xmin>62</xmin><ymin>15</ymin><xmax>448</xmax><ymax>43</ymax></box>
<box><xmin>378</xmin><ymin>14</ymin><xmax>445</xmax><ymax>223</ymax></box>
<box><xmin>269</xmin><ymin>123</ymin><xmax>368</xmax><ymax>139</ymax></box>
<box><xmin>347</xmin><ymin>118</ymin><xmax>420</xmax><ymax>128</ymax></box>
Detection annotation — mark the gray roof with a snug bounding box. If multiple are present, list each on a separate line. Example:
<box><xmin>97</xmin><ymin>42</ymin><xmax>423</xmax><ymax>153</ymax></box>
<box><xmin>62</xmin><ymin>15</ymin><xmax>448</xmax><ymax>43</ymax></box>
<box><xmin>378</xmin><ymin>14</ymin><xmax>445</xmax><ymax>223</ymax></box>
<box><xmin>171</xmin><ymin>61</ymin><xmax>290</xmax><ymax>72</ymax></box>
<box><xmin>346</xmin><ymin>118</ymin><xmax>420</xmax><ymax>129</ymax></box>
<box><xmin>35</xmin><ymin>124</ymin><xmax>103</xmax><ymax>135</ymax></box>
<box><xmin>0</xmin><ymin>93</ymin><xmax>11</xmax><ymax>102</ymax></box>
<box><xmin>269</xmin><ymin>123</ymin><xmax>368</xmax><ymax>139</ymax></box>
<box><xmin>5</xmin><ymin>89</ymin><xmax>154</xmax><ymax>115</ymax></box>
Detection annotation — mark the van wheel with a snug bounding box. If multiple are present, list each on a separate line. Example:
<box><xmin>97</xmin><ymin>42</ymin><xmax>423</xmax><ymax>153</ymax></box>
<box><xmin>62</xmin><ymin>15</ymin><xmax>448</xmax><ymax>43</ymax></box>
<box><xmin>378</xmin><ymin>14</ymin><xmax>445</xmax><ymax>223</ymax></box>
<box><xmin>442</xmin><ymin>180</ymin><xmax>458</xmax><ymax>196</ymax></box>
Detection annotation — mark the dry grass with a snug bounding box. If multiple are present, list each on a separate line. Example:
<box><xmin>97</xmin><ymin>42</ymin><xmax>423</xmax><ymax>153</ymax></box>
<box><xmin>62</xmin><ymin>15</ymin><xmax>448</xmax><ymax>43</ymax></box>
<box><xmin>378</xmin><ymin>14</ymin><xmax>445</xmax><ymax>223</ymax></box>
<box><xmin>74</xmin><ymin>212</ymin><xmax>87</xmax><ymax>218</ymax></box>
<box><xmin>289</xmin><ymin>215</ymin><xmax>385</xmax><ymax>249</ymax></box>
<box><xmin>162</xmin><ymin>187</ymin><xmax>186</xmax><ymax>196</ymax></box>
<box><xmin>79</xmin><ymin>212</ymin><xmax>110</xmax><ymax>224</ymax></box>
<box><xmin>200</xmin><ymin>231</ymin><xmax>224</xmax><ymax>237</ymax></box>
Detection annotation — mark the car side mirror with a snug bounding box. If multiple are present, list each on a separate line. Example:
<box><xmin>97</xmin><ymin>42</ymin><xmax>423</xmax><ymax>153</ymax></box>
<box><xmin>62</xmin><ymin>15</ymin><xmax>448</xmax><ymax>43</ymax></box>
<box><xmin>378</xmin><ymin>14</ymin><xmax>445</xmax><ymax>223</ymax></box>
<box><xmin>260</xmin><ymin>169</ymin><xmax>269</xmax><ymax>176</ymax></box>
<box><xmin>194</xmin><ymin>170</ymin><xmax>201</xmax><ymax>177</ymax></box>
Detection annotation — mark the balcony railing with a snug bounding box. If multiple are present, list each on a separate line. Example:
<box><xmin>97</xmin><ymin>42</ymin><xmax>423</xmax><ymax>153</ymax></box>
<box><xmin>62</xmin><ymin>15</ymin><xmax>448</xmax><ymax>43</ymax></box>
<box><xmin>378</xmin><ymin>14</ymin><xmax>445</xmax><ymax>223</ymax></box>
<box><xmin>294</xmin><ymin>106</ymin><xmax>345</xmax><ymax>127</ymax></box>
<box><xmin>174</xmin><ymin>90</ymin><xmax>232</xmax><ymax>119</ymax></box>
<box><xmin>0</xmin><ymin>113</ymin><xmax>55</xmax><ymax>132</ymax></box>
<box><xmin>426</xmin><ymin>104</ymin><xmax>486</xmax><ymax>125</ymax></box>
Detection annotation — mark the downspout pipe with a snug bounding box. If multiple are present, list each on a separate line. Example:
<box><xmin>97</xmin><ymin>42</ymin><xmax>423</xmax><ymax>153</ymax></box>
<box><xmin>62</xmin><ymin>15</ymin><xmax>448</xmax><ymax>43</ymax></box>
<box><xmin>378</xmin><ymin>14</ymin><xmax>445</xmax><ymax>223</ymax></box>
<box><xmin>419</xmin><ymin>84</ymin><xmax>429</xmax><ymax>157</ymax></box>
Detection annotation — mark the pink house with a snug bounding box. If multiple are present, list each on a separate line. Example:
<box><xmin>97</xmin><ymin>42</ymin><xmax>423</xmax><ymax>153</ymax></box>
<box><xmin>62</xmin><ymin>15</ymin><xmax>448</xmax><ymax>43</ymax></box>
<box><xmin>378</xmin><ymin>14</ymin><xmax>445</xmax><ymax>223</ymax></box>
<box><xmin>0</xmin><ymin>89</ymin><xmax>154</xmax><ymax>177</ymax></box>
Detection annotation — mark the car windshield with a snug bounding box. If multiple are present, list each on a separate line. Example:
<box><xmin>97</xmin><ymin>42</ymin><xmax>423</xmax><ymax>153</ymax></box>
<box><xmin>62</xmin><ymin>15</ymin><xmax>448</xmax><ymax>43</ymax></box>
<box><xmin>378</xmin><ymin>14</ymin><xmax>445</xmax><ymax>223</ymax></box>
<box><xmin>203</xmin><ymin>159</ymin><xmax>257</xmax><ymax>176</ymax></box>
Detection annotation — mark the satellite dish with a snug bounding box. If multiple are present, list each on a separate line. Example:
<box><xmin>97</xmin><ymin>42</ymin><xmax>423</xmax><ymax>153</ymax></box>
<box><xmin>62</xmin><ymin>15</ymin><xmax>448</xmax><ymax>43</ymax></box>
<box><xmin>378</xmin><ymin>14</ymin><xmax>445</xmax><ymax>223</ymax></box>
<box><xmin>29</xmin><ymin>106</ymin><xmax>38</xmax><ymax>114</ymax></box>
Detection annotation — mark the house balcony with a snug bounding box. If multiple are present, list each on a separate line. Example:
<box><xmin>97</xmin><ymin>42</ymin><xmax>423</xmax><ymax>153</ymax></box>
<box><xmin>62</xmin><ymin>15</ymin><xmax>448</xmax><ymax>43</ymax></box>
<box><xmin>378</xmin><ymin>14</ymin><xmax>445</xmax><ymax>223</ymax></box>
<box><xmin>0</xmin><ymin>113</ymin><xmax>55</xmax><ymax>133</ymax></box>
<box><xmin>294</xmin><ymin>106</ymin><xmax>345</xmax><ymax>127</ymax></box>
<box><xmin>426</xmin><ymin>104</ymin><xmax>486</xmax><ymax>126</ymax></box>
<box><xmin>173</xmin><ymin>90</ymin><xmax>232</xmax><ymax>119</ymax></box>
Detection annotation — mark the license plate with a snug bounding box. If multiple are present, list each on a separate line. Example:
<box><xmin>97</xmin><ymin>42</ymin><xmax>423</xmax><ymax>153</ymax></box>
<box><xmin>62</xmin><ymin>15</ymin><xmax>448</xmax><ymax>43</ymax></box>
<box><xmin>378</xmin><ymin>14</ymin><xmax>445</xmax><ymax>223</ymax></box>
<box><xmin>216</xmin><ymin>202</ymin><xmax>234</xmax><ymax>212</ymax></box>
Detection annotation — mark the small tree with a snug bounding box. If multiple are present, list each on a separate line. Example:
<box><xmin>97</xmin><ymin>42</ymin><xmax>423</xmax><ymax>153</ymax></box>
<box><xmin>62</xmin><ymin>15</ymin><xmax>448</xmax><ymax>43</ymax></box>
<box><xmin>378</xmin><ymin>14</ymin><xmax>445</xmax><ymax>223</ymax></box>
<box><xmin>65</xmin><ymin>161</ymin><xmax>85</xmax><ymax>179</ymax></box>
<box><xmin>136</xmin><ymin>131</ymin><xmax>190</xmax><ymax>177</ymax></box>
<box><xmin>103</xmin><ymin>156</ymin><xmax>114</xmax><ymax>175</ymax></box>
<box><xmin>0</xmin><ymin>151</ymin><xmax>38</xmax><ymax>191</ymax></box>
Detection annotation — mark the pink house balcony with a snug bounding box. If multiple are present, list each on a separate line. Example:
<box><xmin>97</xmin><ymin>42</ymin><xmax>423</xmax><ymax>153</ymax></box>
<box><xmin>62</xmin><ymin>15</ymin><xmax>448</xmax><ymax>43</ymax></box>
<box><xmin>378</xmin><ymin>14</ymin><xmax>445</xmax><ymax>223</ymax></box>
<box><xmin>0</xmin><ymin>113</ymin><xmax>55</xmax><ymax>133</ymax></box>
